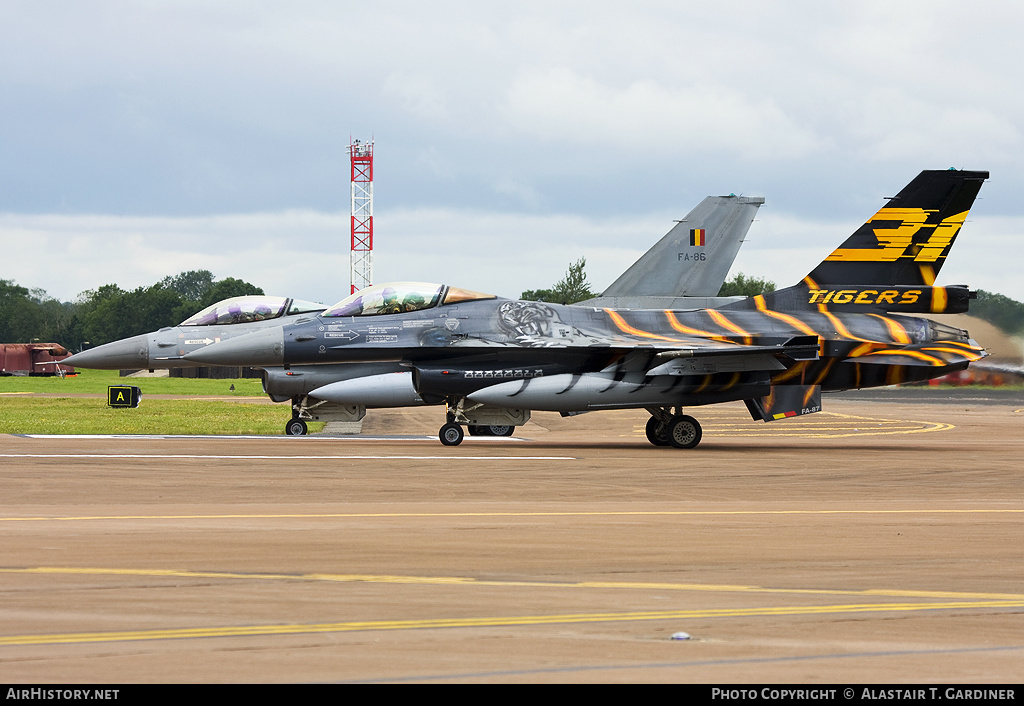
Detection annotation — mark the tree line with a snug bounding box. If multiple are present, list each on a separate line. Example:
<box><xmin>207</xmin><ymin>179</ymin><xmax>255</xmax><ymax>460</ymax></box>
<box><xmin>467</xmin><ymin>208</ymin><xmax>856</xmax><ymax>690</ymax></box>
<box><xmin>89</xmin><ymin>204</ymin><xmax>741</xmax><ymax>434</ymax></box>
<box><xmin>519</xmin><ymin>259</ymin><xmax>776</xmax><ymax>303</ymax></box>
<box><xmin>0</xmin><ymin>270</ymin><xmax>263</xmax><ymax>351</ymax></box>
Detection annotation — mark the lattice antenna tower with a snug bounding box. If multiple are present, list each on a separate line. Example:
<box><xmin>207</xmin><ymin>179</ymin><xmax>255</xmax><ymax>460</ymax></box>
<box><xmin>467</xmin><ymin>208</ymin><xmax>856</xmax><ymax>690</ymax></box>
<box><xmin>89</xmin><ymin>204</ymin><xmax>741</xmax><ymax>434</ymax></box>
<box><xmin>349</xmin><ymin>138</ymin><xmax>374</xmax><ymax>294</ymax></box>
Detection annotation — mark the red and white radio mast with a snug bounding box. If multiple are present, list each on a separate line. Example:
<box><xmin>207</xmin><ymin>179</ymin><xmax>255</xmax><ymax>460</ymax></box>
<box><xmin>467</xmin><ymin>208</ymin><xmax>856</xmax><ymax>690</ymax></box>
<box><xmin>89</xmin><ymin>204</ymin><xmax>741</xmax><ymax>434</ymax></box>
<box><xmin>349</xmin><ymin>138</ymin><xmax>374</xmax><ymax>294</ymax></box>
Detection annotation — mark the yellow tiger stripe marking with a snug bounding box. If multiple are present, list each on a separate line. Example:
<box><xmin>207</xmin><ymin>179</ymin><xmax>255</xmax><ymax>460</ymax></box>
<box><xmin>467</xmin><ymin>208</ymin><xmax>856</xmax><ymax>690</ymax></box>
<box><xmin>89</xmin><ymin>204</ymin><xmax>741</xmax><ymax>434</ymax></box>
<box><xmin>919</xmin><ymin>264</ymin><xmax>937</xmax><ymax>285</ymax></box>
<box><xmin>753</xmin><ymin>297</ymin><xmax>819</xmax><ymax>337</ymax></box>
<box><xmin>771</xmin><ymin>360</ymin><xmax>809</xmax><ymax>383</ymax></box>
<box><xmin>801</xmin><ymin>386</ymin><xmax>817</xmax><ymax>406</ymax></box>
<box><xmin>663</xmin><ymin>311</ymin><xmax>734</xmax><ymax>343</ymax></box>
<box><xmin>809</xmin><ymin>358</ymin><xmax>835</xmax><ymax>385</ymax></box>
<box><xmin>706</xmin><ymin>309</ymin><xmax>753</xmax><ymax>344</ymax></box>
<box><xmin>866</xmin><ymin>313</ymin><xmax>912</xmax><ymax>344</ymax></box>
<box><xmin>921</xmin><ymin>346</ymin><xmax>984</xmax><ymax>360</ymax></box>
<box><xmin>818</xmin><ymin>307</ymin><xmax>878</xmax><ymax>343</ymax></box>
<box><xmin>604</xmin><ymin>309</ymin><xmax>681</xmax><ymax>342</ymax></box>
<box><xmin>865</xmin><ymin>349</ymin><xmax>945</xmax><ymax>365</ymax></box>
<box><xmin>848</xmin><ymin>342</ymin><xmax>885</xmax><ymax>357</ymax></box>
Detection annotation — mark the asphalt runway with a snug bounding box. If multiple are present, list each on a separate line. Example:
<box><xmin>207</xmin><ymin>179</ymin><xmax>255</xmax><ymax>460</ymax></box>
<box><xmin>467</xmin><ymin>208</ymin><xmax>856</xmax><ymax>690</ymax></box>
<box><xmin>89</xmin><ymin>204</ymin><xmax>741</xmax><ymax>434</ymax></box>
<box><xmin>1</xmin><ymin>398</ymin><xmax>1021</xmax><ymax>683</ymax></box>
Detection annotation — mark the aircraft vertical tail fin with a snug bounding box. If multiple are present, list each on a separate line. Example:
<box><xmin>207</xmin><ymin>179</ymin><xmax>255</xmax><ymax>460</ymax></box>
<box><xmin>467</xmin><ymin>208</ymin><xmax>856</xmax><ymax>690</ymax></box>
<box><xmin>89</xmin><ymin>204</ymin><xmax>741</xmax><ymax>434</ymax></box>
<box><xmin>726</xmin><ymin>170</ymin><xmax>987</xmax><ymax>314</ymax></box>
<box><xmin>600</xmin><ymin>195</ymin><xmax>764</xmax><ymax>299</ymax></box>
<box><xmin>806</xmin><ymin>169</ymin><xmax>988</xmax><ymax>287</ymax></box>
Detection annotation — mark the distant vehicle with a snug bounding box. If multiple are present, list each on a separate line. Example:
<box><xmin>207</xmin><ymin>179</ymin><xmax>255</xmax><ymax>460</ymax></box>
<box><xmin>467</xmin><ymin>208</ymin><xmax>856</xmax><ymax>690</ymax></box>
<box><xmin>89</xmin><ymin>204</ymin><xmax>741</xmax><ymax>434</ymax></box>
<box><xmin>64</xmin><ymin>194</ymin><xmax>762</xmax><ymax>435</ymax></box>
<box><xmin>184</xmin><ymin>170</ymin><xmax>990</xmax><ymax>447</ymax></box>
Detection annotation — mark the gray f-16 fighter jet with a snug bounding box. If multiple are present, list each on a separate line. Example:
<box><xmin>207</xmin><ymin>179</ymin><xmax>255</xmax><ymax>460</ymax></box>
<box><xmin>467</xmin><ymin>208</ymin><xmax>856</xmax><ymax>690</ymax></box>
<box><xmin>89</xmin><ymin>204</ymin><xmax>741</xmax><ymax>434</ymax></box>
<box><xmin>184</xmin><ymin>170</ymin><xmax>990</xmax><ymax>448</ymax></box>
<box><xmin>62</xmin><ymin>295</ymin><xmax>328</xmax><ymax>371</ymax></box>
<box><xmin>63</xmin><ymin>194</ymin><xmax>763</xmax><ymax>436</ymax></box>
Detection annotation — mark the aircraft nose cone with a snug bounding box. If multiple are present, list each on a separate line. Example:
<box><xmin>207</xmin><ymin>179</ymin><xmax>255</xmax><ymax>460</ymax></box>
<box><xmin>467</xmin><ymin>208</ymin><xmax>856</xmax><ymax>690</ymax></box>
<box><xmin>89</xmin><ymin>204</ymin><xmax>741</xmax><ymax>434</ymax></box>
<box><xmin>183</xmin><ymin>326</ymin><xmax>284</xmax><ymax>366</ymax></box>
<box><xmin>62</xmin><ymin>334</ymin><xmax>150</xmax><ymax>370</ymax></box>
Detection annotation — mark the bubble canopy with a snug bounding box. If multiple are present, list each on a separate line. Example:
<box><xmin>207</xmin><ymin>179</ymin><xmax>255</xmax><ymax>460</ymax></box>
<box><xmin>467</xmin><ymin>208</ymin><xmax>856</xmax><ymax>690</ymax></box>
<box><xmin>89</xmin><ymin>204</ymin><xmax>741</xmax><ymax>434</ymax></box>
<box><xmin>322</xmin><ymin>282</ymin><xmax>496</xmax><ymax>317</ymax></box>
<box><xmin>180</xmin><ymin>296</ymin><xmax>325</xmax><ymax>326</ymax></box>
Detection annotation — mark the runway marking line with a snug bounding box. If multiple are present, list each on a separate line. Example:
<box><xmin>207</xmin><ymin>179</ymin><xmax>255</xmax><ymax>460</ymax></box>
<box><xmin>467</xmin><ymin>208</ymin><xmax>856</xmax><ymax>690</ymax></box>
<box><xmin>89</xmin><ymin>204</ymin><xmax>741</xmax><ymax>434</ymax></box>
<box><xmin>4</xmin><ymin>566</ymin><xmax>1024</xmax><ymax>602</ymax></box>
<box><xmin>632</xmin><ymin>410</ymin><xmax>955</xmax><ymax>439</ymax></box>
<box><xmin>3</xmin><ymin>568</ymin><xmax>1022</xmax><ymax>646</ymax></box>
<box><xmin>0</xmin><ymin>508</ymin><xmax>1019</xmax><ymax>523</ymax></box>
<box><xmin>0</xmin><ymin>454</ymin><xmax>575</xmax><ymax>461</ymax></box>
<box><xmin>15</xmin><ymin>434</ymin><xmax>527</xmax><ymax>442</ymax></box>
<box><xmin>1</xmin><ymin>600</ymin><xmax>1022</xmax><ymax>647</ymax></box>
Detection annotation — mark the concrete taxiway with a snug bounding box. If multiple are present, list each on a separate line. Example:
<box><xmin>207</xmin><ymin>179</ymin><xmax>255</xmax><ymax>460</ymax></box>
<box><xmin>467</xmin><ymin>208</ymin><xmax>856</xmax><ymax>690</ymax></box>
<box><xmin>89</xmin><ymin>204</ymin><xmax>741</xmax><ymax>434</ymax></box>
<box><xmin>0</xmin><ymin>397</ymin><xmax>1021</xmax><ymax>683</ymax></box>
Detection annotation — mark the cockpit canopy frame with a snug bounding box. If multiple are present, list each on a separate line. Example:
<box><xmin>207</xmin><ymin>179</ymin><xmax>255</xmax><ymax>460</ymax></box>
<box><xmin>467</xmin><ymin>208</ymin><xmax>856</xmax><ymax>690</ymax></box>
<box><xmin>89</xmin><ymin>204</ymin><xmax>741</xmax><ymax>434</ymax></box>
<box><xmin>180</xmin><ymin>296</ymin><xmax>325</xmax><ymax>327</ymax></box>
<box><xmin>322</xmin><ymin>282</ymin><xmax>496</xmax><ymax>318</ymax></box>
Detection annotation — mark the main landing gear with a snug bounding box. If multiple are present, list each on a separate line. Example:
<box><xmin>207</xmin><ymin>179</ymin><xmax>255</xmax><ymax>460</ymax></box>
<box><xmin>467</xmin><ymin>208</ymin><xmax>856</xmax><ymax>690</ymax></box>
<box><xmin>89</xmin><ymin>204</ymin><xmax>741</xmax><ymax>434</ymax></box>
<box><xmin>645</xmin><ymin>407</ymin><xmax>702</xmax><ymax>449</ymax></box>
<box><xmin>467</xmin><ymin>424</ymin><xmax>515</xmax><ymax>437</ymax></box>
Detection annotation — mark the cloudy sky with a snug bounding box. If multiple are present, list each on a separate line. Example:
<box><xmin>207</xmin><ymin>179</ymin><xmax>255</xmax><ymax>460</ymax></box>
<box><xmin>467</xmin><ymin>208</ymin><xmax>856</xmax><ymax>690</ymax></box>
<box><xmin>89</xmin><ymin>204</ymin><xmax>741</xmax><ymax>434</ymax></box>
<box><xmin>2</xmin><ymin>1</ymin><xmax>1022</xmax><ymax>306</ymax></box>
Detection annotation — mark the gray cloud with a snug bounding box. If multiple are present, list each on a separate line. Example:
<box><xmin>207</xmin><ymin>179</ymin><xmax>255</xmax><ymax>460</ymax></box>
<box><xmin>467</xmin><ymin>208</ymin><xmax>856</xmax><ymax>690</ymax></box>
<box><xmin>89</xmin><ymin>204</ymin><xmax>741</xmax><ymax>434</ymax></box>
<box><xmin>2</xmin><ymin>1</ymin><xmax>1021</xmax><ymax>303</ymax></box>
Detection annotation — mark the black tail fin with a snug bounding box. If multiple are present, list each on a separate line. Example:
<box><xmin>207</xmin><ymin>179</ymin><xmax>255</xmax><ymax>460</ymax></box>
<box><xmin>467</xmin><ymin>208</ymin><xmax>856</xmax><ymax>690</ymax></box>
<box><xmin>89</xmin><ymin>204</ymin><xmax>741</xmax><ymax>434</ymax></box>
<box><xmin>806</xmin><ymin>169</ymin><xmax>988</xmax><ymax>287</ymax></box>
<box><xmin>726</xmin><ymin>169</ymin><xmax>988</xmax><ymax>314</ymax></box>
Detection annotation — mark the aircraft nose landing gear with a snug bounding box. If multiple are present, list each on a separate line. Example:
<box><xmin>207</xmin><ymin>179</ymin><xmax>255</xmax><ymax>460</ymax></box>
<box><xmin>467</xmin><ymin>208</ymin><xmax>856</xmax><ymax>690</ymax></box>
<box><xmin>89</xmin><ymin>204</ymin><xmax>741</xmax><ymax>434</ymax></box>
<box><xmin>285</xmin><ymin>418</ymin><xmax>308</xmax><ymax>436</ymax></box>
<box><xmin>439</xmin><ymin>422</ymin><xmax>464</xmax><ymax>446</ymax></box>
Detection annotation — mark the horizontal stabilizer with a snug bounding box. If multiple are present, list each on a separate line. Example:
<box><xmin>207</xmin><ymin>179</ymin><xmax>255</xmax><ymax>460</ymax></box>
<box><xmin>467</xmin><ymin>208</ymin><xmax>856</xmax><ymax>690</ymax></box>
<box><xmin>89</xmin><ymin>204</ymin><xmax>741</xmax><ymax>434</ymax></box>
<box><xmin>745</xmin><ymin>385</ymin><xmax>821</xmax><ymax>422</ymax></box>
<box><xmin>849</xmin><ymin>340</ymin><xmax>987</xmax><ymax>368</ymax></box>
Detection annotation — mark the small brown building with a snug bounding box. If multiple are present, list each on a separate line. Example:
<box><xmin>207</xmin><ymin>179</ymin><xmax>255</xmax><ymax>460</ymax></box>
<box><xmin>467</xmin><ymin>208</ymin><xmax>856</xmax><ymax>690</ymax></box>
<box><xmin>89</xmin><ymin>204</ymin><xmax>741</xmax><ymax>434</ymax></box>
<box><xmin>0</xmin><ymin>343</ymin><xmax>75</xmax><ymax>376</ymax></box>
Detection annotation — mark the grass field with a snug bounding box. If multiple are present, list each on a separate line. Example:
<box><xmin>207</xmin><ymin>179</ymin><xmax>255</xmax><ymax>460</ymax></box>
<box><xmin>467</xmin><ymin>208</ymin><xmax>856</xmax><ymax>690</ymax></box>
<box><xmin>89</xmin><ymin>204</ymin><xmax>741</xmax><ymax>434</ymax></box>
<box><xmin>0</xmin><ymin>370</ymin><xmax>323</xmax><ymax>435</ymax></box>
<box><xmin>0</xmin><ymin>369</ymin><xmax>265</xmax><ymax>396</ymax></box>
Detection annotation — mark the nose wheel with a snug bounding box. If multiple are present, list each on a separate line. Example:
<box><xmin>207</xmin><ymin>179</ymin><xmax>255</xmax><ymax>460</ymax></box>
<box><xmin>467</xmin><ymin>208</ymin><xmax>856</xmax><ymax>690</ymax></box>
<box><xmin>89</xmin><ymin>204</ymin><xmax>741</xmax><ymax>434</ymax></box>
<box><xmin>439</xmin><ymin>422</ymin><xmax>464</xmax><ymax>446</ymax></box>
<box><xmin>285</xmin><ymin>419</ymin><xmax>308</xmax><ymax>436</ymax></box>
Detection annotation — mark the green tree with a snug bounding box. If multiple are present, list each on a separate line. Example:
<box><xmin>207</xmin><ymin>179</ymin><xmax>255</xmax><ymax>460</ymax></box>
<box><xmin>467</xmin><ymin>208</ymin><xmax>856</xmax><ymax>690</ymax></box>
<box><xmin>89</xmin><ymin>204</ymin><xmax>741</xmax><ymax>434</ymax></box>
<box><xmin>718</xmin><ymin>272</ymin><xmax>776</xmax><ymax>297</ymax></box>
<box><xmin>197</xmin><ymin>277</ymin><xmax>264</xmax><ymax>309</ymax></box>
<box><xmin>521</xmin><ymin>257</ymin><xmax>595</xmax><ymax>305</ymax></box>
<box><xmin>160</xmin><ymin>270</ymin><xmax>215</xmax><ymax>301</ymax></box>
<box><xmin>0</xmin><ymin>279</ymin><xmax>37</xmax><ymax>342</ymax></box>
<box><xmin>970</xmin><ymin>290</ymin><xmax>1024</xmax><ymax>336</ymax></box>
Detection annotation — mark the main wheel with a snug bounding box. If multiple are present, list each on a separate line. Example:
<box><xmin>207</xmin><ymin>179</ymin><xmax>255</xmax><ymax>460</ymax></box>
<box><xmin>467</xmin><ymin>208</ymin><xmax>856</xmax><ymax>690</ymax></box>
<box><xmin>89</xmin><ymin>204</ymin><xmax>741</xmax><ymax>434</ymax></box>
<box><xmin>667</xmin><ymin>415</ymin><xmax>702</xmax><ymax>449</ymax></box>
<box><xmin>439</xmin><ymin>422</ymin><xmax>465</xmax><ymax>446</ymax></box>
<box><xmin>645</xmin><ymin>416</ymin><xmax>669</xmax><ymax>446</ymax></box>
<box><xmin>285</xmin><ymin>419</ymin><xmax>308</xmax><ymax>436</ymax></box>
<box><xmin>467</xmin><ymin>425</ymin><xmax>487</xmax><ymax>436</ymax></box>
<box><xmin>488</xmin><ymin>425</ymin><xmax>514</xmax><ymax>436</ymax></box>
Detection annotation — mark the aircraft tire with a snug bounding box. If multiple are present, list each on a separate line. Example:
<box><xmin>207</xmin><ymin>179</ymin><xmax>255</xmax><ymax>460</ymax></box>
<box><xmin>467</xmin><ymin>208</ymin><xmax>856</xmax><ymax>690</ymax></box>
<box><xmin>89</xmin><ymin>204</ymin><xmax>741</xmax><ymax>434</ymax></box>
<box><xmin>285</xmin><ymin>419</ymin><xmax>308</xmax><ymax>436</ymax></box>
<box><xmin>439</xmin><ymin>422</ymin><xmax>465</xmax><ymax>446</ymax></box>
<box><xmin>467</xmin><ymin>425</ymin><xmax>487</xmax><ymax>436</ymax></box>
<box><xmin>489</xmin><ymin>425</ymin><xmax>514</xmax><ymax>436</ymax></box>
<box><xmin>667</xmin><ymin>415</ymin><xmax>702</xmax><ymax>449</ymax></box>
<box><xmin>645</xmin><ymin>416</ymin><xmax>670</xmax><ymax>446</ymax></box>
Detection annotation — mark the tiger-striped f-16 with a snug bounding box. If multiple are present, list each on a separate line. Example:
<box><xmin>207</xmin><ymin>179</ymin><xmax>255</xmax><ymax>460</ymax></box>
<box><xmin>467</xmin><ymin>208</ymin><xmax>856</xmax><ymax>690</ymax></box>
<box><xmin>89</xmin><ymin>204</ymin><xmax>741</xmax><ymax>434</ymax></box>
<box><xmin>186</xmin><ymin>169</ymin><xmax>990</xmax><ymax>447</ymax></box>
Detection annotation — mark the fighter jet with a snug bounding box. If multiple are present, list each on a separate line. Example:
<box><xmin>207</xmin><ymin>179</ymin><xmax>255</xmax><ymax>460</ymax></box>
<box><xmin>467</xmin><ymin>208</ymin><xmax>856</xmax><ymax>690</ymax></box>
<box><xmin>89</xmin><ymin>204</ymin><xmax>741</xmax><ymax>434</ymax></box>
<box><xmin>274</xmin><ymin>193</ymin><xmax>763</xmax><ymax>435</ymax></box>
<box><xmin>62</xmin><ymin>295</ymin><xmax>329</xmax><ymax>370</ymax></box>
<box><xmin>184</xmin><ymin>169</ymin><xmax>990</xmax><ymax>447</ymax></box>
<box><xmin>63</xmin><ymin>194</ymin><xmax>762</xmax><ymax>436</ymax></box>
